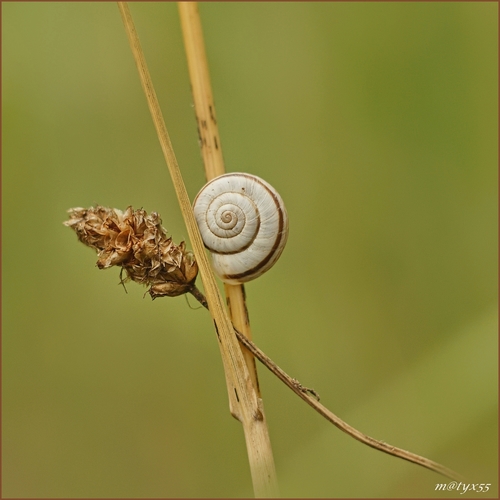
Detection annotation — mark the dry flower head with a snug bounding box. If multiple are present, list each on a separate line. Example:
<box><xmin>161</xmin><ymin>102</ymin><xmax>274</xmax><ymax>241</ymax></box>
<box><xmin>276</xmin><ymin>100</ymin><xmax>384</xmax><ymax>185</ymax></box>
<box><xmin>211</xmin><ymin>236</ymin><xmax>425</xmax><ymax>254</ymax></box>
<box><xmin>63</xmin><ymin>206</ymin><xmax>198</xmax><ymax>299</ymax></box>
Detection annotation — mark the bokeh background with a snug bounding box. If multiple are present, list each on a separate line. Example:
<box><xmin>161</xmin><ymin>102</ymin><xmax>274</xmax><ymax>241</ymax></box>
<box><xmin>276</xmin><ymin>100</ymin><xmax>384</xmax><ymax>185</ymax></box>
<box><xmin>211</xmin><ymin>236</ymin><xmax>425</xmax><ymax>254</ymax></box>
<box><xmin>3</xmin><ymin>2</ymin><xmax>497</xmax><ymax>498</ymax></box>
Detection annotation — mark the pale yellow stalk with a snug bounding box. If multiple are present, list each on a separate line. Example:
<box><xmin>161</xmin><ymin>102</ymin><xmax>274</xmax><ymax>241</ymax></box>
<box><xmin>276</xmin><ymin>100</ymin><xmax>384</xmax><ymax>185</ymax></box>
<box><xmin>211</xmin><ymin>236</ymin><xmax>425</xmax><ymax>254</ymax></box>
<box><xmin>117</xmin><ymin>3</ymin><xmax>278</xmax><ymax>497</ymax></box>
<box><xmin>178</xmin><ymin>2</ymin><xmax>278</xmax><ymax>495</ymax></box>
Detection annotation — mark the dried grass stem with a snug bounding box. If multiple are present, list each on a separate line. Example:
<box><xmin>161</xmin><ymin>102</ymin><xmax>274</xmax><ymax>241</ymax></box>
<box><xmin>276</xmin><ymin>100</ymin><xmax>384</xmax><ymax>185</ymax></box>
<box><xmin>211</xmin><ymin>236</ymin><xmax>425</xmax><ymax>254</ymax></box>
<box><xmin>117</xmin><ymin>3</ymin><xmax>278</xmax><ymax>496</ymax></box>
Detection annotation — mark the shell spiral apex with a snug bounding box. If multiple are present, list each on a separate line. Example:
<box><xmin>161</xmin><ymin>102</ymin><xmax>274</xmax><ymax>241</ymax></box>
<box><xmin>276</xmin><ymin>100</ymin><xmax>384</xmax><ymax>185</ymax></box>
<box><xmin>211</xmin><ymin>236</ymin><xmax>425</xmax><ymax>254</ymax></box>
<box><xmin>193</xmin><ymin>173</ymin><xmax>289</xmax><ymax>284</ymax></box>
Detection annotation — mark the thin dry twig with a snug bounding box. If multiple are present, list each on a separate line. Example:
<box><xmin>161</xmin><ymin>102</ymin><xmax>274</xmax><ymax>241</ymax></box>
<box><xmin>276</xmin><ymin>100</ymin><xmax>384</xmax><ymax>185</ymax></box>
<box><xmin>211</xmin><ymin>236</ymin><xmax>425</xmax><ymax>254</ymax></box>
<box><xmin>64</xmin><ymin>206</ymin><xmax>463</xmax><ymax>483</ymax></box>
<box><xmin>189</xmin><ymin>286</ymin><xmax>463</xmax><ymax>482</ymax></box>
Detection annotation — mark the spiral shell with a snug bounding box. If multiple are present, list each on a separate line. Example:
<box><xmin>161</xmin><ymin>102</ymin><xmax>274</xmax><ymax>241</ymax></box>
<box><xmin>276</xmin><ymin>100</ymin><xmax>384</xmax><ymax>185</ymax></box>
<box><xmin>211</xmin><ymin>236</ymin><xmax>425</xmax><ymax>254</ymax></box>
<box><xmin>193</xmin><ymin>173</ymin><xmax>289</xmax><ymax>284</ymax></box>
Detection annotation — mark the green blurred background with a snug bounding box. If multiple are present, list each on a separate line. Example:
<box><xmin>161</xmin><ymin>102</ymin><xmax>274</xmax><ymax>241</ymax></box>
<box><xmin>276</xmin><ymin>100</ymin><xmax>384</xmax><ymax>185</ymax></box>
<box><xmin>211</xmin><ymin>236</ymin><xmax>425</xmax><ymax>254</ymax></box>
<box><xmin>2</xmin><ymin>2</ymin><xmax>497</xmax><ymax>497</ymax></box>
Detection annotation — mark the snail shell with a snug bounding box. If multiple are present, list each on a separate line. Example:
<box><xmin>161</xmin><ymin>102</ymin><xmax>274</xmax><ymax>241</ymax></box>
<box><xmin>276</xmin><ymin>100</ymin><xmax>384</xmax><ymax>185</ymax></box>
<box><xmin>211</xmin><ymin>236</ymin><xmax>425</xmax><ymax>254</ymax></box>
<box><xmin>193</xmin><ymin>173</ymin><xmax>289</xmax><ymax>284</ymax></box>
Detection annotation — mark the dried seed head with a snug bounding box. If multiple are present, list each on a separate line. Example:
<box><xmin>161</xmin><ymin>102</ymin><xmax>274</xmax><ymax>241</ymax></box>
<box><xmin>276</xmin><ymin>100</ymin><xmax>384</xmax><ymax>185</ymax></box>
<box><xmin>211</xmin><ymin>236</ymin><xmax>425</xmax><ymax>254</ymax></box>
<box><xmin>64</xmin><ymin>206</ymin><xmax>198</xmax><ymax>299</ymax></box>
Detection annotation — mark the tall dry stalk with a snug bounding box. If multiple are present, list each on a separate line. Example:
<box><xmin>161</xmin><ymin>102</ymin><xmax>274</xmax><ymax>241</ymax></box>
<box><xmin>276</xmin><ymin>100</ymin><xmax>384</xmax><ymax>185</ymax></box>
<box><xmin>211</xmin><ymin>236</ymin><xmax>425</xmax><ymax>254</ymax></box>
<box><xmin>117</xmin><ymin>3</ymin><xmax>279</xmax><ymax>497</ymax></box>
<box><xmin>178</xmin><ymin>1</ymin><xmax>262</xmax><ymax>398</ymax></box>
<box><xmin>177</xmin><ymin>1</ymin><xmax>278</xmax><ymax>492</ymax></box>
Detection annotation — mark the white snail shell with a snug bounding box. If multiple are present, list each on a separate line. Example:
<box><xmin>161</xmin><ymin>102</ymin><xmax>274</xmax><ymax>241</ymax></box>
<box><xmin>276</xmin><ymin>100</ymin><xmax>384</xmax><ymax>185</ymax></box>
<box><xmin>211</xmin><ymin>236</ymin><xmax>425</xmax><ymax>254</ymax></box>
<box><xmin>193</xmin><ymin>173</ymin><xmax>289</xmax><ymax>284</ymax></box>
